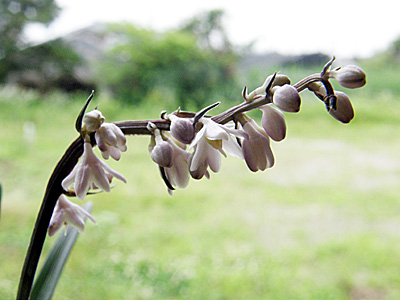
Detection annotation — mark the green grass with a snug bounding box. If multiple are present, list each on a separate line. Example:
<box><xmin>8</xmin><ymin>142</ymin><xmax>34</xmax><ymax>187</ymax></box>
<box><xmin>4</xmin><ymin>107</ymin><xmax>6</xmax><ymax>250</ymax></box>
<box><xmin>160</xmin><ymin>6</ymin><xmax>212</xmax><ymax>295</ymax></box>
<box><xmin>1</xmin><ymin>75</ymin><xmax>400</xmax><ymax>300</ymax></box>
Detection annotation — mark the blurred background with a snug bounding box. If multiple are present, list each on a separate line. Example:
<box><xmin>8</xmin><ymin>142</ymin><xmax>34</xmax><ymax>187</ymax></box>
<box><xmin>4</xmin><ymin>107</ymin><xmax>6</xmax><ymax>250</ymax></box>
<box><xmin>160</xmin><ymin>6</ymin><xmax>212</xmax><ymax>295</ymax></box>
<box><xmin>1</xmin><ymin>0</ymin><xmax>400</xmax><ymax>299</ymax></box>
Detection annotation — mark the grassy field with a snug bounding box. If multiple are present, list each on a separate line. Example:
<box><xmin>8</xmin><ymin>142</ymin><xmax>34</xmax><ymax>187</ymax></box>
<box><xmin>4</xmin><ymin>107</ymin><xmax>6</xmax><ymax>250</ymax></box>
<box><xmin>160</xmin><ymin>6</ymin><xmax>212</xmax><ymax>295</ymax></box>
<box><xmin>1</xmin><ymin>66</ymin><xmax>400</xmax><ymax>299</ymax></box>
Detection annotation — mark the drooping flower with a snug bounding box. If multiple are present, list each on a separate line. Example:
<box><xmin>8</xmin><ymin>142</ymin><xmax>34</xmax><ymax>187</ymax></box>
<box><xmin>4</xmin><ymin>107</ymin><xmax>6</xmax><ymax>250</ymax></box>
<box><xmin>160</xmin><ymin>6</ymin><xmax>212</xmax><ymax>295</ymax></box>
<box><xmin>188</xmin><ymin>117</ymin><xmax>247</xmax><ymax>178</ymax></box>
<box><xmin>147</xmin><ymin>122</ymin><xmax>190</xmax><ymax>195</ymax></box>
<box><xmin>189</xmin><ymin>136</ymin><xmax>222</xmax><ymax>178</ymax></box>
<box><xmin>62</xmin><ymin>141</ymin><xmax>127</xmax><ymax>200</ymax></box>
<box><xmin>48</xmin><ymin>194</ymin><xmax>96</xmax><ymax>236</ymax></box>
<box><xmin>238</xmin><ymin>115</ymin><xmax>274</xmax><ymax>172</ymax></box>
<box><xmin>95</xmin><ymin>123</ymin><xmax>127</xmax><ymax>160</ymax></box>
<box><xmin>259</xmin><ymin>104</ymin><xmax>287</xmax><ymax>141</ymax></box>
<box><xmin>163</xmin><ymin>137</ymin><xmax>191</xmax><ymax>195</ymax></box>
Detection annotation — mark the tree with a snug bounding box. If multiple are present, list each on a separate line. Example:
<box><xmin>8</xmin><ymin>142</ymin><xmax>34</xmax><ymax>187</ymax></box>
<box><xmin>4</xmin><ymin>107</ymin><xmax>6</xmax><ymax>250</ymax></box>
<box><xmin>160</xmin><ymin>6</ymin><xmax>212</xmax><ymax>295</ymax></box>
<box><xmin>0</xmin><ymin>0</ymin><xmax>60</xmax><ymax>81</ymax></box>
<box><xmin>98</xmin><ymin>11</ymin><xmax>241</xmax><ymax>108</ymax></box>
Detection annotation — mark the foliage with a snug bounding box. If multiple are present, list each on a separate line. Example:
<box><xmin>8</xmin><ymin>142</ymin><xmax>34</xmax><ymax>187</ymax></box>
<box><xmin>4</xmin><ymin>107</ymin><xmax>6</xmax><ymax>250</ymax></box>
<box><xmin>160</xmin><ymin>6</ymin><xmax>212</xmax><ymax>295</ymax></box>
<box><xmin>8</xmin><ymin>38</ymin><xmax>88</xmax><ymax>93</ymax></box>
<box><xmin>1</xmin><ymin>81</ymin><xmax>400</xmax><ymax>299</ymax></box>
<box><xmin>0</xmin><ymin>0</ymin><xmax>60</xmax><ymax>81</ymax></box>
<box><xmin>97</xmin><ymin>11</ymin><xmax>240</xmax><ymax>109</ymax></box>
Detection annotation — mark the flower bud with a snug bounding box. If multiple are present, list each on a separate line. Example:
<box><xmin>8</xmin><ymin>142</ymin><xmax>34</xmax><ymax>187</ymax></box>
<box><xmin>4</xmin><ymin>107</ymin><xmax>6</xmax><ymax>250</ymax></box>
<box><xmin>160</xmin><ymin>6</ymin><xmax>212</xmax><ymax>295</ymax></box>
<box><xmin>259</xmin><ymin>104</ymin><xmax>286</xmax><ymax>141</ymax></box>
<box><xmin>272</xmin><ymin>85</ymin><xmax>301</xmax><ymax>112</ymax></box>
<box><xmin>329</xmin><ymin>91</ymin><xmax>354</xmax><ymax>123</ymax></box>
<box><xmin>150</xmin><ymin>135</ymin><xmax>174</xmax><ymax>168</ymax></box>
<box><xmin>83</xmin><ymin>110</ymin><xmax>105</xmax><ymax>132</ymax></box>
<box><xmin>247</xmin><ymin>74</ymin><xmax>291</xmax><ymax>100</ymax></box>
<box><xmin>169</xmin><ymin>115</ymin><xmax>195</xmax><ymax>144</ymax></box>
<box><xmin>329</xmin><ymin>65</ymin><xmax>366</xmax><ymax>89</ymax></box>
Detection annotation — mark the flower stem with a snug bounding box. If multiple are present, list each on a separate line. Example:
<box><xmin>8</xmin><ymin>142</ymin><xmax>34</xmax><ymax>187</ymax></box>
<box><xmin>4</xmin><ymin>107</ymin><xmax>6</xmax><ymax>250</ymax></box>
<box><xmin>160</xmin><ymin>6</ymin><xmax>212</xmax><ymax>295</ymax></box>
<box><xmin>17</xmin><ymin>137</ymin><xmax>83</xmax><ymax>299</ymax></box>
<box><xmin>17</xmin><ymin>64</ymin><xmax>335</xmax><ymax>299</ymax></box>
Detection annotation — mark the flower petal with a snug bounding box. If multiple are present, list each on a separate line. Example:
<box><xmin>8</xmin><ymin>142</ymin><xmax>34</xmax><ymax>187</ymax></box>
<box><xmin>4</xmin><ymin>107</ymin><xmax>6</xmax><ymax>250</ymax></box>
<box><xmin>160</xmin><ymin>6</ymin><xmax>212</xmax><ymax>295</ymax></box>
<box><xmin>48</xmin><ymin>205</ymin><xmax>66</xmax><ymax>237</ymax></box>
<box><xmin>108</xmin><ymin>147</ymin><xmax>122</xmax><ymax>161</ymax></box>
<box><xmin>91</xmin><ymin>163</ymin><xmax>111</xmax><ymax>193</ymax></box>
<box><xmin>189</xmin><ymin>126</ymin><xmax>206</xmax><ymax>151</ymax></box>
<box><xmin>64</xmin><ymin>208</ymin><xmax>86</xmax><ymax>233</ymax></box>
<box><xmin>189</xmin><ymin>141</ymin><xmax>207</xmax><ymax>172</ymax></box>
<box><xmin>222</xmin><ymin>137</ymin><xmax>243</xmax><ymax>159</ymax></box>
<box><xmin>260</xmin><ymin>104</ymin><xmax>287</xmax><ymax>142</ymax></box>
<box><xmin>74</xmin><ymin>162</ymin><xmax>91</xmax><ymax>200</ymax></box>
<box><xmin>99</xmin><ymin>159</ymin><xmax>127</xmax><ymax>184</ymax></box>
<box><xmin>206</xmin><ymin>143</ymin><xmax>221</xmax><ymax>173</ymax></box>
<box><xmin>61</xmin><ymin>164</ymin><xmax>78</xmax><ymax>191</ymax></box>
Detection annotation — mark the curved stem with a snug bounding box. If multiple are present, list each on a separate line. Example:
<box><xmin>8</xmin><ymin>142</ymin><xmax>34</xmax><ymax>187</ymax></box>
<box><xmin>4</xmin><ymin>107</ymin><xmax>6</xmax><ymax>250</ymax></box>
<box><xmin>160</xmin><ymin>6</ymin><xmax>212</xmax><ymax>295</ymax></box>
<box><xmin>17</xmin><ymin>120</ymin><xmax>170</xmax><ymax>299</ymax></box>
<box><xmin>293</xmin><ymin>73</ymin><xmax>322</xmax><ymax>92</ymax></box>
<box><xmin>17</xmin><ymin>137</ymin><xmax>83</xmax><ymax>300</ymax></box>
<box><xmin>17</xmin><ymin>67</ymin><xmax>335</xmax><ymax>299</ymax></box>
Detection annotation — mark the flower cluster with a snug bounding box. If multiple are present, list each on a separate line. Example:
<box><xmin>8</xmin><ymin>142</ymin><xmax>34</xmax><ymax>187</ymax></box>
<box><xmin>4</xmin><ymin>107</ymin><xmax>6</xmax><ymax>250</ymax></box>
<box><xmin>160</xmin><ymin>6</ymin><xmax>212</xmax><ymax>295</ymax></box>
<box><xmin>146</xmin><ymin>60</ymin><xmax>365</xmax><ymax>193</ymax></box>
<box><xmin>49</xmin><ymin>109</ymin><xmax>127</xmax><ymax>236</ymax></box>
<box><xmin>48</xmin><ymin>58</ymin><xmax>366</xmax><ymax>236</ymax></box>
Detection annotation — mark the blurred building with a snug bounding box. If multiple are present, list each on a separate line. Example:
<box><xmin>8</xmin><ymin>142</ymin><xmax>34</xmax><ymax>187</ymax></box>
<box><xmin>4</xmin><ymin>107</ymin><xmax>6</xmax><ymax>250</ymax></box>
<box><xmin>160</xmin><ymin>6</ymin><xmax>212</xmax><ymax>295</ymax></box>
<box><xmin>3</xmin><ymin>23</ymin><xmax>113</xmax><ymax>93</ymax></box>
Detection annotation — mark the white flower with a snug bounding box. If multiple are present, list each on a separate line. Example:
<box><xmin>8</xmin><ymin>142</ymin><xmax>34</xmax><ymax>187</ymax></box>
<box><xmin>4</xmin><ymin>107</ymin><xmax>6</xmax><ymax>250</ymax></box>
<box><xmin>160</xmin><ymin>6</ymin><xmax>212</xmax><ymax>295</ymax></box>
<box><xmin>147</xmin><ymin>122</ymin><xmax>190</xmax><ymax>195</ymax></box>
<box><xmin>95</xmin><ymin>123</ymin><xmax>127</xmax><ymax>160</ymax></box>
<box><xmin>189</xmin><ymin>136</ymin><xmax>222</xmax><ymax>177</ymax></box>
<box><xmin>82</xmin><ymin>110</ymin><xmax>105</xmax><ymax>132</ymax></box>
<box><xmin>62</xmin><ymin>142</ymin><xmax>127</xmax><ymax>200</ymax></box>
<box><xmin>163</xmin><ymin>138</ymin><xmax>191</xmax><ymax>195</ymax></box>
<box><xmin>240</xmin><ymin>118</ymin><xmax>275</xmax><ymax>172</ymax></box>
<box><xmin>188</xmin><ymin>118</ymin><xmax>247</xmax><ymax>178</ymax></box>
<box><xmin>48</xmin><ymin>195</ymin><xmax>96</xmax><ymax>236</ymax></box>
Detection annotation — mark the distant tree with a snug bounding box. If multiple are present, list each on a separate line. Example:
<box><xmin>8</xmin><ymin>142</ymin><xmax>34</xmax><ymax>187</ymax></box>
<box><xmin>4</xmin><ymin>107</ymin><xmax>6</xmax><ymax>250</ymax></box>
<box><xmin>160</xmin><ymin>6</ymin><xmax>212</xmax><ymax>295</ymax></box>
<box><xmin>98</xmin><ymin>12</ymin><xmax>240</xmax><ymax>108</ymax></box>
<box><xmin>180</xmin><ymin>9</ymin><xmax>231</xmax><ymax>52</ymax></box>
<box><xmin>179</xmin><ymin>9</ymin><xmax>239</xmax><ymax>94</ymax></box>
<box><xmin>0</xmin><ymin>0</ymin><xmax>60</xmax><ymax>81</ymax></box>
<box><xmin>8</xmin><ymin>38</ymin><xmax>91</xmax><ymax>93</ymax></box>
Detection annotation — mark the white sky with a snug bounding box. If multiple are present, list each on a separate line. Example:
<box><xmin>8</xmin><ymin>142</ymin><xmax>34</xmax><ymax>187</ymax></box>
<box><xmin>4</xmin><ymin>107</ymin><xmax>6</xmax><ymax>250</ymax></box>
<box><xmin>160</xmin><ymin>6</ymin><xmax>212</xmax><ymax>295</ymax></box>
<box><xmin>25</xmin><ymin>0</ymin><xmax>400</xmax><ymax>59</ymax></box>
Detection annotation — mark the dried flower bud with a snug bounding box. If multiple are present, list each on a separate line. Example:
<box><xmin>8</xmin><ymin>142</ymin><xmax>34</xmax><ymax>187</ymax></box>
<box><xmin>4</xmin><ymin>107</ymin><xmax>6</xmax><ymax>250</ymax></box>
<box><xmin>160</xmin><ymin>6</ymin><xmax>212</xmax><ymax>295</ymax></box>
<box><xmin>329</xmin><ymin>91</ymin><xmax>354</xmax><ymax>123</ymax></box>
<box><xmin>169</xmin><ymin>115</ymin><xmax>195</xmax><ymax>144</ymax></box>
<box><xmin>259</xmin><ymin>104</ymin><xmax>286</xmax><ymax>141</ymax></box>
<box><xmin>272</xmin><ymin>85</ymin><xmax>301</xmax><ymax>113</ymax></box>
<box><xmin>83</xmin><ymin>110</ymin><xmax>105</xmax><ymax>132</ymax></box>
<box><xmin>329</xmin><ymin>65</ymin><xmax>366</xmax><ymax>89</ymax></box>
